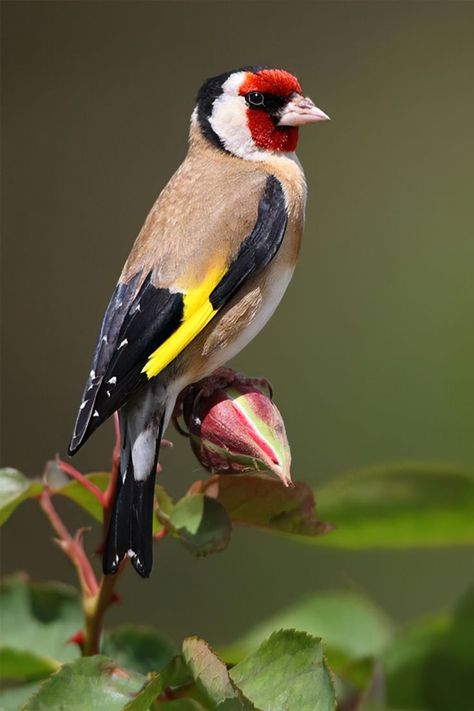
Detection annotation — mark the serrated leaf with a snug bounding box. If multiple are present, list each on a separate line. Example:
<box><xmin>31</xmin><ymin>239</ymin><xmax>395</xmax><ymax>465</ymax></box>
<box><xmin>0</xmin><ymin>469</ymin><xmax>43</xmax><ymax>526</ymax></box>
<box><xmin>182</xmin><ymin>637</ymin><xmax>254</xmax><ymax>710</ymax></box>
<box><xmin>312</xmin><ymin>463</ymin><xmax>474</xmax><ymax>548</ymax></box>
<box><xmin>194</xmin><ymin>475</ymin><xmax>330</xmax><ymax>537</ymax></box>
<box><xmin>0</xmin><ymin>682</ymin><xmax>41</xmax><ymax>711</ymax></box>
<box><xmin>0</xmin><ymin>647</ymin><xmax>59</xmax><ymax>682</ymax></box>
<box><xmin>384</xmin><ymin>586</ymin><xmax>474</xmax><ymax>710</ymax></box>
<box><xmin>102</xmin><ymin>625</ymin><xmax>177</xmax><ymax>676</ymax></box>
<box><xmin>124</xmin><ymin>659</ymin><xmax>178</xmax><ymax>710</ymax></box>
<box><xmin>21</xmin><ymin>656</ymin><xmax>150</xmax><ymax>711</ymax></box>
<box><xmin>230</xmin><ymin>630</ymin><xmax>336</xmax><ymax>711</ymax></box>
<box><xmin>222</xmin><ymin>590</ymin><xmax>393</xmax><ymax>672</ymax></box>
<box><xmin>0</xmin><ymin>576</ymin><xmax>82</xmax><ymax>668</ymax></box>
<box><xmin>159</xmin><ymin>701</ymin><xmax>207</xmax><ymax>710</ymax></box>
<box><xmin>169</xmin><ymin>495</ymin><xmax>231</xmax><ymax>556</ymax></box>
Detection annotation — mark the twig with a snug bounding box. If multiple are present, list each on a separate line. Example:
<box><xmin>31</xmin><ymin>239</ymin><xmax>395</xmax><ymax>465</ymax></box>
<box><xmin>39</xmin><ymin>490</ymin><xmax>98</xmax><ymax>598</ymax></box>
<box><xmin>83</xmin><ymin>562</ymin><xmax>127</xmax><ymax>656</ymax></box>
<box><xmin>57</xmin><ymin>457</ymin><xmax>105</xmax><ymax>505</ymax></box>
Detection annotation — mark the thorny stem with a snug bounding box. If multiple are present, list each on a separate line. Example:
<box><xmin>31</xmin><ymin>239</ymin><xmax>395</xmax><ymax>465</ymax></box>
<box><xmin>40</xmin><ymin>412</ymin><xmax>168</xmax><ymax>656</ymax></box>
<box><xmin>40</xmin><ymin>414</ymin><xmax>125</xmax><ymax>655</ymax></box>
<box><xmin>39</xmin><ymin>490</ymin><xmax>99</xmax><ymax>598</ymax></box>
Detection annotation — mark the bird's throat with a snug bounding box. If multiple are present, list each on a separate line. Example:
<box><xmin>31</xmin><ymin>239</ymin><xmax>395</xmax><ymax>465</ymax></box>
<box><xmin>246</xmin><ymin>110</ymin><xmax>299</xmax><ymax>153</ymax></box>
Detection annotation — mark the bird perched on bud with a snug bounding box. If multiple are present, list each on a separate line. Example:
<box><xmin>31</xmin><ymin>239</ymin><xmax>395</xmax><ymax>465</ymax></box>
<box><xmin>69</xmin><ymin>66</ymin><xmax>329</xmax><ymax>577</ymax></box>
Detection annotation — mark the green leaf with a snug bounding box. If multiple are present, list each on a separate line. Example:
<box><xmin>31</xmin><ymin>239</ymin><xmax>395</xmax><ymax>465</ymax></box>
<box><xmin>169</xmin><ymin>495</ymin><xmax>231</xmax><ymax>556</ymax></box>
<box><xmin>55</xmin><ymin>472</ymin><xmax>109</xmax><ymax>522</ymax></box>
<box><xmin>222</xmin><ymin>590</ymin><xmax>394</xmax><ymax>671</ymax></box>
<box><xmin>0</xmin><ymin>576</ymin><xmax>83</xmax><ymax>669</ymax></box>
<box><xmin>21</xmin><ymin>656</ymin><xmax>155</xmax><ymax>711</ymax></box>
<box><xmin>0</xmin><ymin>682</ymin><xmax>41</xmax><ymax>711</ymax></box>
<box><xmin>230</xmin><ymin>630</ymin><xmax>336</xmax><ymax>711</ymax></box>
<box><xmin>124</xmin><ymin>661</ymin><xmax>178</xmax><ymax>710</ymax></box>
<box><xmin>0</xmin><ymin>648</ymin><xmax>59</xmax><ymax>682</ymax></box>
<box><xmin>384</xmin><ymin>587</ymin><xmax>474</xmax><ymax>710</ymax></box>
<box><xmin>195</xmin><ymin>475</ymin><xmax>330</xmax><ymax>537</ymax></box>
<box><xmin>182</xmin><ymin>637</ymin><xmax>255</xmax><ymax>710</ymax></box>
<box><xmin>312</xmin><ymin>463</ymin><xmax>474</xmax><ymax>548</ymax></box>
<box><xmin>159</xmin><ymin>702</ymin><xmax>207</xmax><ymax>710</ymax></box>
<box><xmin>154</xmin><ymin>484</ymin><xmax>175</xmax><ymax>535</ymax></box>
<box><xmin>0</xmin><ymin>469</ymin><xmax>43</xmax><ymax>525</ymax></box>
<box><xmin>102</xmin><ymin>625</ymin><xmax>177</xmax><ymax>676</ymax></box>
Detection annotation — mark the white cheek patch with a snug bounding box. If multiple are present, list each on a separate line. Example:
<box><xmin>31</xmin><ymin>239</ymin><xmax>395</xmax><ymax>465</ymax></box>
<box><xmin>209</xmin><ymin>73</ymin><xmax>256</xmax><ymax>159</ymax></box>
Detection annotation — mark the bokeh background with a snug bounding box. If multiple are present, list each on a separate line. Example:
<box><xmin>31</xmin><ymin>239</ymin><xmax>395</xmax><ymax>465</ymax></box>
<box><xmin>2</xmin><ymin>1</ymin><xmax>474</xmax><ymax>645</ymax></box>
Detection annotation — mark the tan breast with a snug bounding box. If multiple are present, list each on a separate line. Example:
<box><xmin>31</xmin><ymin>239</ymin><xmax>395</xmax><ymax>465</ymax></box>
<box><xmin>174</xmin><ymin>133</ymin><xmax>307</xmax><ymax>384</ymax></box>
<box><xmin>121</xmin><ymin>123</ymin><xmax>307</xmax><ymax>387</ymax></box>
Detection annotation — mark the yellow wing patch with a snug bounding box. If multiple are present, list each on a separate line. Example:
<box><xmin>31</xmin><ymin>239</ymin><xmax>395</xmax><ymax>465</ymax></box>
<box><xmin>141</xmin><ymin>265</ymin><xmax>227</xmax><ymax>379</ymax></box>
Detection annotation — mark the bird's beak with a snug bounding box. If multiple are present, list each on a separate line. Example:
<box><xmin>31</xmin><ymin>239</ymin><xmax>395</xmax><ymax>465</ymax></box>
<box><xmin>278</xmin><ymin>94</ymin><xmax>330</xmax><ymax>126</ymax></box>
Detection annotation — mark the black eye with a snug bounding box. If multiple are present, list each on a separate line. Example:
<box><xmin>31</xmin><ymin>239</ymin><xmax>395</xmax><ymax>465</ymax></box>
<box><xmin>245</xmin><ymin>91</ymin><xmax>265</xmax><ymax>108</ymax></box>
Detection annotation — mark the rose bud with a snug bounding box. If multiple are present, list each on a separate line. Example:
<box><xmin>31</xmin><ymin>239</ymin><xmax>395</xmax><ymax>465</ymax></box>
<box><xmin>175</xmin><ymin>368</ymin><xmax>292</xmax><ymax>486</ymax></box>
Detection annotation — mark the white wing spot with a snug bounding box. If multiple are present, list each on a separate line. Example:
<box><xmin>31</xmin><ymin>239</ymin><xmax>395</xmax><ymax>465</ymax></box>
<box><xmin>102</xmin><ymin>335</ymin><xmax>108</xmax><ymax>344</ymax></box>
<box><xmin>127</xmin><ymin>549</ymin><xmax>136</xmax><ymax>559</ymax></box>
<box><xmin>118</xmin><ymin>339</ymin><xmax>128</xmax><ymax>349</ymax></box>
<box><xmin>79</xmin><ymin>399</ymin><xmax>89</xmax><ymax>410</ymax></box>
<box><xmin>107</xmin><ymin>376</ymin><xmax>117</xmax><ymax>385</ymax></box>
<box><xmin>89</xmin><ymin>369</ymin><xmax>95</xmax><ymax>378</ymax></box>
<box><xmin>106</xmin><ymin>390</ymin><xmax>111</xmax><ymax>397</ymax></box>
<box><xmin>93</xmin><ymin>410</ymin><xmax>99</xmax><ymax>417</ymax></box>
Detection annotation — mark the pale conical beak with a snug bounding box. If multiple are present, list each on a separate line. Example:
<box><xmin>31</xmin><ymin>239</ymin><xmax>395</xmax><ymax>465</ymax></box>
<box><xmin>278</xmin><ymin>94</ymin><xmax>330</xmax><ymax>126</ymax></box>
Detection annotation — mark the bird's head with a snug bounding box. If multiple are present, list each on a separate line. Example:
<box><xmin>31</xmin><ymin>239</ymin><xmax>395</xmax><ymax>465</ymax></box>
<box><xmin>195</xmin><ymin>66</ymin><xmax>329</xmax><ymax>159</ymax></box>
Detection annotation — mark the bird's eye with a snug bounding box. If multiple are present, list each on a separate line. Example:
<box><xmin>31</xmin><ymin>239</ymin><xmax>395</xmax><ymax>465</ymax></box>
<box><xmin>246</xmin><ymin>91</ymin><xmax>265</xmax><ymax>108</ymax></box>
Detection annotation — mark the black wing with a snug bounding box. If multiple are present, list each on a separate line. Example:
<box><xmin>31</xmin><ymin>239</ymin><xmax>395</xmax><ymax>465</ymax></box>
<box><xmin>68</xmin><ymin>274</ymin><xmax>184</xmax><ymax>454</ymax></box>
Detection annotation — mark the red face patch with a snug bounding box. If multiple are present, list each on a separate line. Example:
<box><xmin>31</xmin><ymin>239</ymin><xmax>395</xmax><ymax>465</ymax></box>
<box><xmin>239</xmin><ymin>69</ymin><xmax>302</xmax><ymax>97</ymax></box>
<box><xmin>239</xmin><ymin>69</ymin><xmax>302</xmax><ymax>152</ymax></box>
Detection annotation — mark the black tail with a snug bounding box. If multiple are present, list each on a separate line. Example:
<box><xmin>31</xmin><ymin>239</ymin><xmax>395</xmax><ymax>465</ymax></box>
<box><xmin>103</xmin><ymin>421</ymin><xmax>163</xmax><ymax>578</ymax></box>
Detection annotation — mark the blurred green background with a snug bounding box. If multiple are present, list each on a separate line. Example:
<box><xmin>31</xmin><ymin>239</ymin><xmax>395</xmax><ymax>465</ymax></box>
<box><xmin>2</xmin><ymin>1</ymin><xmax>473</xmax><ymax>646</ymax></box>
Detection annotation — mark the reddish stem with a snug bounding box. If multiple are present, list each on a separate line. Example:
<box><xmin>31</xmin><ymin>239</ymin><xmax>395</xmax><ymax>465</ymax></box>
<box><xmin>39</xmin><ymin>490</ymin><xmax>99</xmax><ymax>597</ymax></box>
<box><xmin>103</xmin><ymin>412</ymin><xmax>121</xmax><ymax>511</ymax></box>
<box><xmin>57</xmin><ymin>457</ymin><xmax>105</xmax><ymax>505</ymax></box>
<box><xmin>83</xmin><ymin>562</ymin><xmax>127</xmax><ymax>656</ymax></box>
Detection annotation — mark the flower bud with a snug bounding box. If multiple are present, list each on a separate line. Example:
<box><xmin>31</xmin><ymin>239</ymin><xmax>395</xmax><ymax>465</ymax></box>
<box><xmin>176</xmin><ymin>368</ymin><xmax>292</xmax><ymax>486</ymax></box>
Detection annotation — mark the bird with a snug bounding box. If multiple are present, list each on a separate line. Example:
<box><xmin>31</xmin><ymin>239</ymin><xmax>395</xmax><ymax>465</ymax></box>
<box><xmin>68</xmin><ymin>66</ymin><xmax>329</xmax><ymax>578</ymax></box>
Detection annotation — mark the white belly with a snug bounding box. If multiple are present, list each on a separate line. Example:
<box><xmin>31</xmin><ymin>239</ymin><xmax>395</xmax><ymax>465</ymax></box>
<box><xmin>207</xmin><ymin>263</ymin><xmax>295</xmax><ymax>370</ymax></box>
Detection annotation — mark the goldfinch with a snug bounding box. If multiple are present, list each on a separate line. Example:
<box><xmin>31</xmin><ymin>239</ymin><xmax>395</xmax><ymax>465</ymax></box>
<box><xmin>69</xmin><ymin>66</ymin><xmax>329</xmax><ymax>577</ymax></box>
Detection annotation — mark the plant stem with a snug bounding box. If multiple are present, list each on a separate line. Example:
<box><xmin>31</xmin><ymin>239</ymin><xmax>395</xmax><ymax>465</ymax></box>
<box><xmin>39</xmin><ymin>490</ymin><xmax>99</xmax><ymax>597</ymax></box>
<box><xmin>83</xmin><ymin>563</ymin><xmax>127</xmax><ymax>656</ymax></box>
<box><xmin>57</xmin><ymin>457</ymin><xmax>105</xmax><ymax>505</ymax></box>
<box><xmin>81</xmin><ymin>411</ymin><xmax>124</xmax><ymax>656</ymax></box>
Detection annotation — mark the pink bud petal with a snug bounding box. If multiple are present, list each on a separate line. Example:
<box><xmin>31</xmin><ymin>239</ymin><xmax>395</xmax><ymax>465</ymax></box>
<box><xmin>180</xmin><ymin>370</ymin><xmax>292</xmax><ymax>485</ymax></box>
